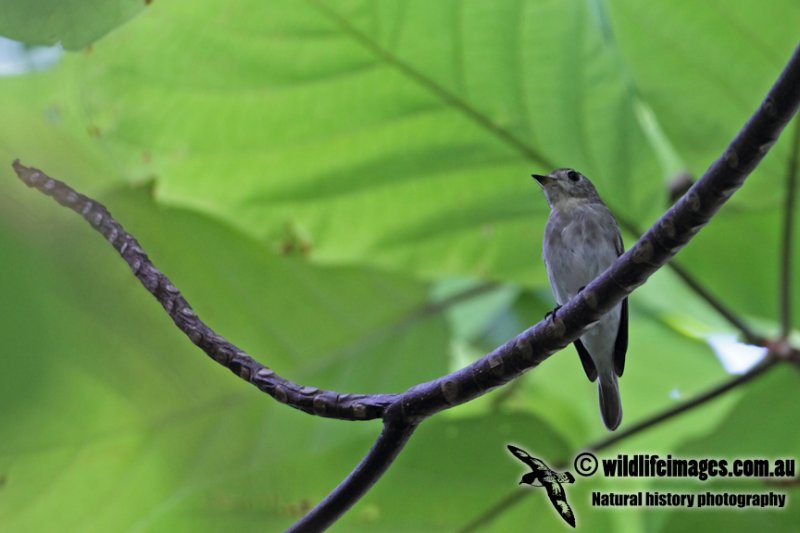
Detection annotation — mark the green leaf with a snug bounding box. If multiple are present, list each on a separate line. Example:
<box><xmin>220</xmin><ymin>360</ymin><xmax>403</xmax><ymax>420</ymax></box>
<box><xmin>0</xmin><ymin>0</ymin><xmax>146</xmax><ymax>50</ymax></box>
<box><xmin>0</xmin><ymin>182</ymin><xmax>450</xmax><ymax>531</ymax></box>
<box><xmin>4</xmin><ymin>1</ymin><xmax>797</xmax><ymax>299</ymax></box>
<box><xmin>608</xmin><ymin>0</ymin><xmax>800</xmax><ymax>192</ymax></box>
<box><xmin>26</xmin><ymin>0</ymin><xmax>670</xmax><ymax>285</ymax></box>
<box><xmin>653</xmin><ymin>366</ymin><xmax>800</xmax><ymax>533</ymax></box>
<box><xmin>677</xmin><ymin>365</ymin><xmax>799</xmax><ymax>459</ymax></box>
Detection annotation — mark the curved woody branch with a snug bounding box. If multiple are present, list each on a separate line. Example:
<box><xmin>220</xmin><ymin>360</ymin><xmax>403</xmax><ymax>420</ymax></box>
<box><xmin>12</xmin><ymin>159</ymin><xmax>398</xmax><ymax>422</ymax></box>
<box><xmin>12</xmin><ymin>43</ymin><xmax>800</xmax><ymax>533</ymax></box>
<box><xmin>288</xmin><ymin>414</ymin><xmax>417</xmax><ymax>533</ymax></box>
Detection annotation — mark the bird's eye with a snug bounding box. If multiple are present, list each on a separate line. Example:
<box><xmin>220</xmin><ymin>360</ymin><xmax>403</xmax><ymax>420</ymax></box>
<box><xmin>567</xmin><ymin>170</ymin><xmax>580</xmax><ymax>182</ymax></box>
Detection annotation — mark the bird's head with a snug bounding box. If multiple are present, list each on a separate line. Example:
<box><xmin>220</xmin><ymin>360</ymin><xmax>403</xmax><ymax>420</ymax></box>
<box><xmin>532</xmin><ymin>168</ymin><xmax>601</xmax><ymax>208</ymax></box>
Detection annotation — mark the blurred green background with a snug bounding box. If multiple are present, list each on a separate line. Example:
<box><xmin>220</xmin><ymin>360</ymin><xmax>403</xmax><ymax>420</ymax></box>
<box><xmin>0</xmin><ymin>1</ymin><xmax>798</xmax><ymax>531</ymax></box>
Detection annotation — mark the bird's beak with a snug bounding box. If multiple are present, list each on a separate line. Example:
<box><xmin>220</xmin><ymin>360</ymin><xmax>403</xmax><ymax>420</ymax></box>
<box><xmin>532</xmin><ymin>174</ymin><xmax>552</xmax><ymax>187</ymax></box>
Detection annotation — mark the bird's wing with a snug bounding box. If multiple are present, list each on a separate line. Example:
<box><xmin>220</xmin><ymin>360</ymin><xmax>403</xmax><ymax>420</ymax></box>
<box><xmin>614</xmin><ymin>230</ymin><xmax>625</xmax><ymax>256</ymax></box>
<box><xmin>612</xmin><ymin>228</ymin><xmax>627</xmax><ymax>377</ymax></box>
<box><xmin>573</xmin><ymin>339</ymin><xmax>598</xmax><ymax>381</ymax></box>
<box><xmin>507</xmin><ymin>445</ymin><xmax>547</xmax><ymax>471</ymax></box>
<box><xmin>614</xmin><ymin>297</ymin><xmax>628</xmax><ymax>376</ymax></box>
<box><xmin>544</xmin><ymin>480</ymin><xmax>576</xmax><ymax>528</ymax></box>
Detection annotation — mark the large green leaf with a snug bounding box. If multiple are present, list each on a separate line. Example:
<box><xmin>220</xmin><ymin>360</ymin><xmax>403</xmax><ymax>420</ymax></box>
<box><xmin>4</xmin><ymin>1</ymin><xmax>797</xmax><ymax>298</ymax></box>
<box><xmin>17</xmin><ymin>0</ymin><xmax>671</xmax><ymax>286</ymax></box>
<box><xmin>0</xmin><ymin>69</ymin><xmax>123</xmax><ymax>193</ymax></box>
<box><xmin>607</xmin><ymin>0</ymin><xmax>800</xmax><ymax>324</ymax></box>
<box><xmin>0</xmin><ymin>0</ymin><xmax>145</xmax><ymax>50</ymax></box>
<box><xmin>654</xmin><ymin>366</ymin><xmax>800</xmax><ymax>533</ymax></box>
<box><xmin>0</xmin><ymin>181</ymin><xmax>452</xmax><ymax>531</ymax></box>
<box><xmin>608</xmin><ymin>0</ymin><xmax>800</xmax><ymax>189</ymax></box>
<box><xmin>205</xmin><ymin>412</ymin><xmax>572</xmax><ymax>532</ymax></box>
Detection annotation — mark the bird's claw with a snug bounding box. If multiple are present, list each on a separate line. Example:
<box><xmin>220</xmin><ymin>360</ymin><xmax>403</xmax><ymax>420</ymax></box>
<box><xmin>545</xmin><ymin>305</ymin><xmax>562</xmax><ymax>321</ymax></box>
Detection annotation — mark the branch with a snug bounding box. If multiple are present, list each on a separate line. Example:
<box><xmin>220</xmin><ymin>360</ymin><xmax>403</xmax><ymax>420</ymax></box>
<box><xmin>780</xmin><ymin>117</ymin><xmax>800</xmax><ymax>339</ymax></box>
<box><xmin>458</xmin><ymin>354</ymin><xmax>780</xmax><ymax>533</ymax></box>
<box><xmin>11</xmin><ymin>160</ymin><xmax>398</xmax><ymax>422</ymax></box>
<box><xmin>457</xmin><ymin>491</ymin><xmax>525</xmax><ymax>533</ymax></box>
<box><xmin>287</xmin><ymin>413</ymin><xmax>417</xmax><ymax>532</ymax></box>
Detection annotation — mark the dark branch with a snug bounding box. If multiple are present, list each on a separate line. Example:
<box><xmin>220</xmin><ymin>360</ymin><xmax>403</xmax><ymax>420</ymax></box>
<box><xmin>287</xmin><ymin>415</ymin><xmax>417</xmax><ymax>532</ymax></box>
<box><xmin>780</xmin><ymin>117</ymin><xmax>799</xmax><ymax>339</ymax></box>
<box><xmin>458</xmin><ymin>355</ymin><xmax>780</xmax><ymax>533</ymax></box>
<box><xmin>11</xmin><ymin>160</ymin><xmax>398</xmax><ymax>422</ymax></box>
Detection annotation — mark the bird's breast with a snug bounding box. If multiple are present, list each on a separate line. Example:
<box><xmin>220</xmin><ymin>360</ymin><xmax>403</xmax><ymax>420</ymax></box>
<box><xmin>543</xmin><ymin>209</ymin><xmax>619</xmax><ymax>301</ymax></box>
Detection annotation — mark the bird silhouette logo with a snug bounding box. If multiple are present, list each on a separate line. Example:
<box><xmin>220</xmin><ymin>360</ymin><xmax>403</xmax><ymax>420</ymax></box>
<box><xmin>507</xmin><ymin>445</ymin><xmax>576</xmax><ymax>528</ymax></box>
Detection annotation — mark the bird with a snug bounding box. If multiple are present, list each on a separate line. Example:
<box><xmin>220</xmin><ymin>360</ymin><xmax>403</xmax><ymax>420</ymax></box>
<box><xmin>532</xmin><ymin>168</ymin><xmax>628</xmax><ymax>431</ymax></box>
<box><xmin>507</xmin><ymin>444</ymin><xmax>576</xmax><ymax>528</ymax></box>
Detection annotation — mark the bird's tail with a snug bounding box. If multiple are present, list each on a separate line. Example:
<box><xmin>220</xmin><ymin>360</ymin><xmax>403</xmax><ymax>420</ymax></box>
<box><xmin>598</xmin><ymin>372</ymin><xmax>622</xmax><ymax>431</ymax></box>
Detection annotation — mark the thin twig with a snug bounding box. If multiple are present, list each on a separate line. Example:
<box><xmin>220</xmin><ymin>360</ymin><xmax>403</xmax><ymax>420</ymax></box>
<box><xmin>666</xmin><ymin>262</ymin><xmax>764</xmax><ymax>345</ymax></box>
<box><xmin>780</xmin><ymin>117</ymin><xmax>800</xmax><ymax>339</ymax></box>
<box><xmin>459</xmin><ymin>356</ymin><xmax>779</xmax><ymax>532</ymax></box>
<box><xmin>618</xmin><ymin>217</ymin><xmax>764</xmax><ymax>345</ymax></box>
<box><xmin>458</xmin><ymin>490</ymin><xmax>525</xmax><ymax>533</ymax></box>
<box><xmin>287</xmin><ymin>416</ymin><xmax>418</xmax><ymax>532</ymax></box>
<box><xmin>586</xmin><ymin>356</ymin><xmax>778</xmax><ymax>452</ymax></box>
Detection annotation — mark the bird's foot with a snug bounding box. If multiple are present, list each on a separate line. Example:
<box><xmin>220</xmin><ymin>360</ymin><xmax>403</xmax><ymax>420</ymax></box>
<box><xmin>544</xmin><ymin>305</ymin><xmax>562</xmax><ymax>321</ymax></box>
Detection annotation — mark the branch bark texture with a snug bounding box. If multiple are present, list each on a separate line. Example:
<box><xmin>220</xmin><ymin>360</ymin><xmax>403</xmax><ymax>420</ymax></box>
<box><xmin>12</xmin><ymin>159</ymin><xmax>398</xmax><ymax>422</ymax></box>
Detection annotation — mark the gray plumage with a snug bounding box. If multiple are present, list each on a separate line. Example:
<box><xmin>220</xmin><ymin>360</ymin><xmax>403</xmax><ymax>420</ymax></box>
<box><xmin>533</xmin><ymin>168</ymin><xmax>628</xmax><ymax>431</ymax></box>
